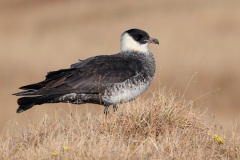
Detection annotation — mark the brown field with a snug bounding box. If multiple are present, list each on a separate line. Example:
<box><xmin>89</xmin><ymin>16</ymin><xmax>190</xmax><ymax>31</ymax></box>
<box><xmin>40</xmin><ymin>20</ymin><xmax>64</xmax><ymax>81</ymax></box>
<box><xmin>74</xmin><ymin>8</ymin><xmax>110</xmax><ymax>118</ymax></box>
<box><xmin>0</xmin><ymin>0</ymin><xmax>240</xmax><ymax>158</ymax></box>
<box><xmin>1</xmin><ymin>92</ymin><xmax>240</xmax><ymax>159</ymax></box>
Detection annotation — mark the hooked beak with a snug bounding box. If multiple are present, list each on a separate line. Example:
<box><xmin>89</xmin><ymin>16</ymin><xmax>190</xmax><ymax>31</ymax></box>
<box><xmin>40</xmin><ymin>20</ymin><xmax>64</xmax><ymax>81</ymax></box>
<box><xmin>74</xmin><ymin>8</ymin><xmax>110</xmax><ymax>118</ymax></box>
<box><xmin>148</xmin><ymin>37</ymin><xmax>159</xmax><ymax>45</ymax></box>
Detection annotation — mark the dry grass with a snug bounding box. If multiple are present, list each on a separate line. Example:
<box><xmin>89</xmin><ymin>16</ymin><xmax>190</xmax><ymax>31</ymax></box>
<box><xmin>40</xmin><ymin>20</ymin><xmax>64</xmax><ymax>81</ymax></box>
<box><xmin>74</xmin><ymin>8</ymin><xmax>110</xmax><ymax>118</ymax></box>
<box><xmin>1</xmin><ymin>91</ymin><xmax>239</xmax><ymax>159</ymax></box>
<box><xmin>1</xmin><ymin>0</ymin><xmax>240</xmax><ymax>131</ymax></box>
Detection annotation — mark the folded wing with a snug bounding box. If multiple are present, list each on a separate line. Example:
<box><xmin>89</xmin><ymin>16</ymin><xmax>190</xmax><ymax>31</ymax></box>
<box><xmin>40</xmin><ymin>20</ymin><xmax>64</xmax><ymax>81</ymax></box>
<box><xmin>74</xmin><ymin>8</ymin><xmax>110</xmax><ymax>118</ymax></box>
<box><xmin>14</xmin><ymin>54</ymin><xmax>143</xmax><ymax>96</ymax></box>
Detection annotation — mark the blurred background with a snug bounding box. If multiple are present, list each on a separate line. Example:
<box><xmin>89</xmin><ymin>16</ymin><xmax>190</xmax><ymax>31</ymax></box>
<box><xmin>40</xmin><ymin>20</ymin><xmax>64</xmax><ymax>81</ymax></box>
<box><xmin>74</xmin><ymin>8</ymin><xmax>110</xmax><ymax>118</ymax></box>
<box><xmin>0</xmin><ymin>0</ymin><xmax>240</xmax><ymax>131</ymax></box>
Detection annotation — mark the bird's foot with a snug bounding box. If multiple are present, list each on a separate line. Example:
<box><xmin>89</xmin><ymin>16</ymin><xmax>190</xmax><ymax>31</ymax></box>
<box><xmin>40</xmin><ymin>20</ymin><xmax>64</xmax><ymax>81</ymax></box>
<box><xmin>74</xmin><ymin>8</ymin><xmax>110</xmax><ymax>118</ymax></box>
<box><xmin>104</xmin><ymin>106</ymin><xmax>109</xmax><ymax>115</ymax></box>
<box><xmin>113</xmin><ymin>104</ymin><xmax>118</xmax><ymax>112</ymax></box>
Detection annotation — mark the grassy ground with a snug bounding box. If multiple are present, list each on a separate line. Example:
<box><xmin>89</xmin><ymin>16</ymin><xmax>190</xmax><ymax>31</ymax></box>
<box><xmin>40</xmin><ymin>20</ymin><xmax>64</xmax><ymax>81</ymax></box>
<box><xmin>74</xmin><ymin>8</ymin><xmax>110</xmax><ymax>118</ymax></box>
<box><xmin>1</xmin><ymin>91</ymin><xmax>239</xmax><ymax>159</ymax></box>
<box><xmin>1</xmin><ymin>0</ymin><xmax>240</xmax><ymax>131</ymax></box>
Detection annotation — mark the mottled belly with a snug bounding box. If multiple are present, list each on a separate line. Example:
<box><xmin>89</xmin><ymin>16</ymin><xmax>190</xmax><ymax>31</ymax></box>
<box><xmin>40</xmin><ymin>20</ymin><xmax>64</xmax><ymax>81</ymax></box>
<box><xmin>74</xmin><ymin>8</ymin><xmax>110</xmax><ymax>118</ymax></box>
<box><xmin>102</xmin><ymin>81</ymin><xmax>151</xmax><ymax>104</ymax></box>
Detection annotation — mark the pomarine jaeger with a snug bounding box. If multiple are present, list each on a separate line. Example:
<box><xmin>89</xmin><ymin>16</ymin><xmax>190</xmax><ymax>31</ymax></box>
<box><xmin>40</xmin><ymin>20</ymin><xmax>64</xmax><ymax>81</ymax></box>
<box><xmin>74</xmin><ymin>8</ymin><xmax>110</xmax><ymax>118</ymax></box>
<box><xmin>14</xmin><ymin>29</ymin><xmax>159</xmax><ymax>114</ymax></box>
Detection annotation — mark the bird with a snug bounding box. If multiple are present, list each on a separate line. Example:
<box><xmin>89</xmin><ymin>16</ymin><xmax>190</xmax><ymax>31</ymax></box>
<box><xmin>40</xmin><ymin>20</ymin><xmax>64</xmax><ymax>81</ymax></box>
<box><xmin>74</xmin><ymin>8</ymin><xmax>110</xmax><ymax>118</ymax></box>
<box><xmin>13</xmin><ymin>28</ymin><xmax>159</xmax><ymax>114</ymax></box>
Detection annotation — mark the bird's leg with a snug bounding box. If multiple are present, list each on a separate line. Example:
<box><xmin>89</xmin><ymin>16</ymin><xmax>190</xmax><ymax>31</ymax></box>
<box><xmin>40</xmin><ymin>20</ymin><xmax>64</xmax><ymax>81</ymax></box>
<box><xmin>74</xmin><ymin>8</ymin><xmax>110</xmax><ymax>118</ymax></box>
<box><xmin>113</xmin><ymin>104</ymin><xmax>118</xmax><ymax>112</ymax></box>
<box><xmin>104</xmin><ymin>105</ymin><xmax>109</xmax><ymax>115</ymax></box>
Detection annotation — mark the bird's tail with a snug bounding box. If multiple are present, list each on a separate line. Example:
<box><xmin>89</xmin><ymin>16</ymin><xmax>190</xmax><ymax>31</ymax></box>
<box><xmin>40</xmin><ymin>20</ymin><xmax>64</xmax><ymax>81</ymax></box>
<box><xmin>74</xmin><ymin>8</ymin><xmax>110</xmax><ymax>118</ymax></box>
<box><xmin>16</xmin><ymin>95</ymin><xmax>60</xmax><ymax>113</ymax></box>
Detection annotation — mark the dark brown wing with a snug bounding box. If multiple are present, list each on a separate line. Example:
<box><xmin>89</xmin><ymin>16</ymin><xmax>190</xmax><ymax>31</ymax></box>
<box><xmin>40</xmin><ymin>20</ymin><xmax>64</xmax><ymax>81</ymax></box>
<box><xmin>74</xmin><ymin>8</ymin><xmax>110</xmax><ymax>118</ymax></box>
<box><xmin>15</xmin><ymin>54</ymin><xmax>143</xmax><ymax>96</ymax></box>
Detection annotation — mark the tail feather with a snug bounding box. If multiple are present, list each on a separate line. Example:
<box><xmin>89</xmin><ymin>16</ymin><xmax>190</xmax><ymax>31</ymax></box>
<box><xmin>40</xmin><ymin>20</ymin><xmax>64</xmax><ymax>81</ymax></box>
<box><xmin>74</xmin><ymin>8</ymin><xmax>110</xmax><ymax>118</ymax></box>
<box><xmin>17</xmin><ymin>97</ymin><xmax>38</xmax><ymax>113</ymax></box>
<box><xmin>17</xmin><ymin>95</ymin><xmax>60</xmax><ymax>113</ymax></box>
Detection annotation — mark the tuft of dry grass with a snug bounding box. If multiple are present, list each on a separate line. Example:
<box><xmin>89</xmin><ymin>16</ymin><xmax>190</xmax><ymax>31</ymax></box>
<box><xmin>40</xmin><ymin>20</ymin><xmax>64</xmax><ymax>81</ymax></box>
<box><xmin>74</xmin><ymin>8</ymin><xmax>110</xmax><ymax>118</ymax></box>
<box><xmin>1</xmin><ymin>91</ymin><xmax>240</xmax><ymax>159</ymax></box>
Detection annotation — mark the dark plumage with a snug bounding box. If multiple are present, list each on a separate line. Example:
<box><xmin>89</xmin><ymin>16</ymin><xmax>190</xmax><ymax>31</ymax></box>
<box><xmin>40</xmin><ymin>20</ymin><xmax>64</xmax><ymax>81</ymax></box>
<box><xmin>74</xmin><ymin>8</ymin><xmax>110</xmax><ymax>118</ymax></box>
<box><xmin>14</xmin><ymin>29</ymin><xmax>159</xmax><ymax>113</ymax></box>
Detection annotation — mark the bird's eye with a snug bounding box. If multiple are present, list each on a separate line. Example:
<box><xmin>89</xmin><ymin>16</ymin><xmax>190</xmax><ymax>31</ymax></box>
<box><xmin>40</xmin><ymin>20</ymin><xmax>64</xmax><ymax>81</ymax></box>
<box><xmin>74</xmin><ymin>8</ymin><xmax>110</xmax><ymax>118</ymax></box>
<box><xmin>135</xmin><ymin>35</ymin><xmax>143</xmax><ymax>41</ymax></box>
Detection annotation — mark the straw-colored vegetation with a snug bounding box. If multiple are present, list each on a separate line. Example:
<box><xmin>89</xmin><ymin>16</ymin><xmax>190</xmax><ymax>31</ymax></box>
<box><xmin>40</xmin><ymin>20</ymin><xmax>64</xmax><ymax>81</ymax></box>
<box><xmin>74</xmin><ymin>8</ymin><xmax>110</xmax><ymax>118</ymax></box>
<box><xmin>1</xmin><ymin>0</ymin><xmax>240</xmax><ymax>131</ymax></box>
<box><xmin>1</xmin><ymin>91</ymin><xmax>239</xmax><ymax>159</ymax></box>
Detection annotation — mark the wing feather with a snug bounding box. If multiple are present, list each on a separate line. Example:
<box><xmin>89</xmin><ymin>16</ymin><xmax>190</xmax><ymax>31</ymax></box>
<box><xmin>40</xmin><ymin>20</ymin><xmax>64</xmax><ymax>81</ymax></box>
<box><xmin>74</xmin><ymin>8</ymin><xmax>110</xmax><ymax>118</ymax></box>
<box><xmin>15</xmin><ymin>54</ymin><xmax>143</xmax><ymax>96</ymax></box>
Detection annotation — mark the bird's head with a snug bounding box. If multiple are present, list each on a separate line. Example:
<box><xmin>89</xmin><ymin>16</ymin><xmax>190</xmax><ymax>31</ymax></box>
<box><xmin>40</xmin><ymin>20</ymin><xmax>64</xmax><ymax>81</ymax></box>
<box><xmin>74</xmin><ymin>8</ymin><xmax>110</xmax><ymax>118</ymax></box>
<box><xmin>120</xmin><ymin>29</ymin><xmax>159</xmax><ymax>53</ymax></box>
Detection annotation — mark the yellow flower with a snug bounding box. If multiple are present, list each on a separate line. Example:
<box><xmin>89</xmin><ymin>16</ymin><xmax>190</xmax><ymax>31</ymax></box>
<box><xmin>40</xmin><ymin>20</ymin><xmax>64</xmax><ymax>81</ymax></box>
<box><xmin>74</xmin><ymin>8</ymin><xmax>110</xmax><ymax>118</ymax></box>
<box><xmin>214</xmin><ymin>134</ymin><xmax>224</xmax><ymax>144</ymax></box>
<box><xmin>63</xmin><ymin>146</ymin><xmax>70</xmax><ymax>151</ymax></box>
<box><xmin>52</xmin><ymin>151</ymin><xmax>58</xmax><ymax>156</ymax></box>
<box><xmin>131</xmin><ymin>145</ymin><xmax>135</xmax><ymax>149</ymax></box>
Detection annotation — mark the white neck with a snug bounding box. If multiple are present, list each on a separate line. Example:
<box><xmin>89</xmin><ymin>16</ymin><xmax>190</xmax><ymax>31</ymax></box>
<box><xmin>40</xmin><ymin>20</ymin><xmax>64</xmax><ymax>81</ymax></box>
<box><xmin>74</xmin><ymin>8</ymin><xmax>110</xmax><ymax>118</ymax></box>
<box><xmin>120</xmin><ymin>33</ymin><xmax>149</xmax><ymax>53</ymax></box>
